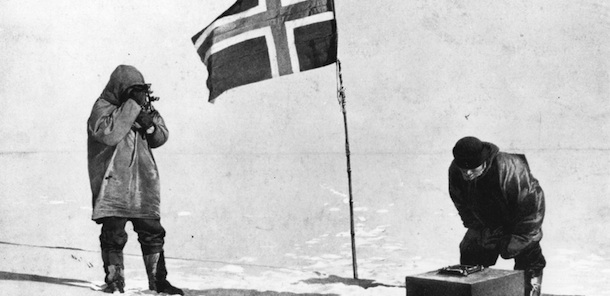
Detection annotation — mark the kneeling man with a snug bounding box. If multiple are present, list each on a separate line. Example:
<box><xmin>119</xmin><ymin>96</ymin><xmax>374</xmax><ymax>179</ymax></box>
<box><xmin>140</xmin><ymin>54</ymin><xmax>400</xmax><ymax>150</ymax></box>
<box><xmin>448</xmin><ymin>136</ymin><xmax>546</xmax><ymax>296</ymax></box>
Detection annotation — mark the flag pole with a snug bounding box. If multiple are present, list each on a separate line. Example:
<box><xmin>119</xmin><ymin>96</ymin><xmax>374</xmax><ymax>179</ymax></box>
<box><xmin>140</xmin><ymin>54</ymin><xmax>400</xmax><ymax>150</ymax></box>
<box><xmin>330</xmin><ymin>0</ymin><xmax>357</xmax><ymax>280</ymax></box>
<box><xmin>336</xmin><ymin>59</ymin><xmax>358</xmax><ymax>280</ymax></box>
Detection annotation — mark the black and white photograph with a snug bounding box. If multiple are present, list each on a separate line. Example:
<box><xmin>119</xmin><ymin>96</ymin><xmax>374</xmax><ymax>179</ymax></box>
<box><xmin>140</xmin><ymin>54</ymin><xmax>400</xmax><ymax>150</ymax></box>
<box><xmin>1</xmin><ymin>0</ymin><xmax>608</xmax><ymax>295</ymax></box>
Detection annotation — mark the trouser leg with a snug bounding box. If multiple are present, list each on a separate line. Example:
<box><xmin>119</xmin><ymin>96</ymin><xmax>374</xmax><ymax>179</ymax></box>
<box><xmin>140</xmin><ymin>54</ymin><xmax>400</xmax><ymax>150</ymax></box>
<box><xmin>459</xmin><ymin>229</ymin><xmax>500</xmax><ymax>267</ymax></box>
<box><xmin>99</xmin><ymin>217</ymin><xmax>128</xmax><ymax>293</ymax></box>
<box><xmin>100</xmin><ymin>217</ymin><xmax>128</xmax><ymax>266</ymax></box>
<box><xmin>132</xmin><ymin>218</ymin><xmax>165</xmax><ymax>255</ymax></box>
<box><xmin>132</xmin><ymin>218</ymin><xmax>165</xmax><ymax>289</ymax></box>
<box><xmin>132</xmin><ymin>218</ymin><xmax>183</xmax><ymax>295</ymax></box>
<box><xmin>514</xmin><ymin>242</ymin><xmax>546</xmax><ymax>296</ymax></box>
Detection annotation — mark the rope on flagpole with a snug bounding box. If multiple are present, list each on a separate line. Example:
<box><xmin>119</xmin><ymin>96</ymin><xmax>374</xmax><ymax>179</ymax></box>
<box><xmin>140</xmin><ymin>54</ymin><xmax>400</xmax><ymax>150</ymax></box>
<box><xmin>336</xmin><ymin>59</ymin><xmax>358</xmax><ymax>280</ymax></box>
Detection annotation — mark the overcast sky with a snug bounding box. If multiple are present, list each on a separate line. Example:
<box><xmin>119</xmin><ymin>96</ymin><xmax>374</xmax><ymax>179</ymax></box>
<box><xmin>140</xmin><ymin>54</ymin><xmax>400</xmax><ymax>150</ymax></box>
<box><xmin>1</xmin><ymin>0</ymin><xmax>608</xmax><ymax>155</ymax></box>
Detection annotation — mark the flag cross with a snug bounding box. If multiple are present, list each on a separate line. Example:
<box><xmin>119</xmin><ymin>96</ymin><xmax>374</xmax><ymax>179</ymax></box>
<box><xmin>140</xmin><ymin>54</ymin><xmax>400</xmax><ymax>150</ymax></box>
<box><xmin>194</xmin><ymin>0</ymin><xmax>334</xmax><ymax>78</ymax></box>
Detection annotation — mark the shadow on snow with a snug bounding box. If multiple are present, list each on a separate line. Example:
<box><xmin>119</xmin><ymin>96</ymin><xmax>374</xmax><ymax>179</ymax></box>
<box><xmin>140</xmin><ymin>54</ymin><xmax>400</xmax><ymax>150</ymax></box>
<box><xmin>298</xmin><ymin>274</ymin><xmax>403</xmax><ymax>289</ymax></box>
<box><xmin>0</xmin><ymin>271</ymin><xmax>340</xmax><ymax>296</ymax></box>
<box><xmin>0</xmin><ymin>271</ymin><xmax>94</xmax><ymax>289</ymax></box>
<box><xmin>182</xmin><ymin>289</ymin><xmax>339</xmax><ymax>296</ymax></box>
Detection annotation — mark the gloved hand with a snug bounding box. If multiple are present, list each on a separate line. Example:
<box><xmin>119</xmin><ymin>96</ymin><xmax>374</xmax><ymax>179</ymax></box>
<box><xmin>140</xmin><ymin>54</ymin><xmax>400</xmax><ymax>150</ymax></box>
<box><xmin>136</xmin><ymin>110</ymin><xmax>154</xmax><ymax>130</ymax></box>
<box><xmin>500</xmin><ymin>234</ymin><xmax>530</xmax><ymax>259</ymax></box>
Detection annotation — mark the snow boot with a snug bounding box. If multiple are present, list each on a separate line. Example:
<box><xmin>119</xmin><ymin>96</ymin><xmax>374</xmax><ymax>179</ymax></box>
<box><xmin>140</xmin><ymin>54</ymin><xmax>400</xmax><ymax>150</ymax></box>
<box><xmin>524</xmin><ymin>272</ymin><xmax>542</xmax><ymax>296</ymax></box>
<box><xmin>102</xmin><ymin>264</ymin><xmax>125</xmax><ymax>293</ymax></box>
<box><xmin>143</xmin><ymin>252</ymin><xmax>184</xmax><ymax>295</ymax></box>
<box><xmin>102</xmin><ymin>250</ymin><xmax>125</xmax><ymax>293</ymax></box>
<box><xmin>528</xmin><ymin>274</ymin><xmax>542</xmax><ymax>296</ymax></box>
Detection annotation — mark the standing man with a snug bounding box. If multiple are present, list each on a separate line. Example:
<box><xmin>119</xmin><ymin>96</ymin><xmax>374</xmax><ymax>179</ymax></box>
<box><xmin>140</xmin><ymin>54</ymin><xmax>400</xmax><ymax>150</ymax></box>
<box><xmin>87</xmin><ymin>65</ymin><xmax>183</xmax><ymax>295</ymax></box>
<box><xmin>448</xmin><ymin>136</ymin><xmax>546</xmax><ymax>296</ymax></box>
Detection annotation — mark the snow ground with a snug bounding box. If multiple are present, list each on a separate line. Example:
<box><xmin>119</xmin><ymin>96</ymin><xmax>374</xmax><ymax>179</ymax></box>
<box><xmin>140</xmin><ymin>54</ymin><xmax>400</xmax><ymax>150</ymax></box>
<box><xmin>1</xmin><ymin>151</ymin><xmax>608</xmax><ymax>295</ymax></box>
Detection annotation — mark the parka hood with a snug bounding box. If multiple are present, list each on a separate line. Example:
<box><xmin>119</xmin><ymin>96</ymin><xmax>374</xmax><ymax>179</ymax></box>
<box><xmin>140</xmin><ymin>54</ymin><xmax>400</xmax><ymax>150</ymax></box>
<box><xmin>99</xmin><ymin>65</ymin><xmax>146</xmax><ymax>106</ymax></box>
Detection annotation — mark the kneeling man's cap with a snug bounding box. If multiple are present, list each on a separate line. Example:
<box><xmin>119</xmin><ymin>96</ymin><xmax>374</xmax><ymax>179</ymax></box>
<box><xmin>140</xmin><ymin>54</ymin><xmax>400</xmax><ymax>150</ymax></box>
<box><xmin>452</xmin><ymin>136</ymin><xmax>491</xmax><ymax>169</ymax></box>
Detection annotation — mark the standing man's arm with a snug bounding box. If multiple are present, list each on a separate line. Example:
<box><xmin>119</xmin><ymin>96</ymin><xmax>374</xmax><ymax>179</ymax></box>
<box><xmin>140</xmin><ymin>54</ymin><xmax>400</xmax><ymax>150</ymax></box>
<box><xmin>499</xmin><ymin>155</ymin><xmax>545</xmax><ymax>259</ymax></box>
<box><xmin>146</xmin><ymin>111</ymin><xmax>169</xmax><ymax>148</ymax></box>
<box><xmin>89</xmin><ymin>99</ymin><xmax>141</xmax><ymax>146</ymax></box>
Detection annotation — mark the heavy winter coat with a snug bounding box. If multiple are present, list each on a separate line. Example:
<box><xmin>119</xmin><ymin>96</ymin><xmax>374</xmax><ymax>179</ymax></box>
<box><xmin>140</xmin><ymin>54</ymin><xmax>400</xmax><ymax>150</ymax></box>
<box><xmin>448</xmin><ymin>143</ymin><xmax>545</xmax><ymax>259</ymax></box>
<box><xmin>87</xmin><ymin>65</ymin><xmax>169</xmax><ymax>222</ymax></box>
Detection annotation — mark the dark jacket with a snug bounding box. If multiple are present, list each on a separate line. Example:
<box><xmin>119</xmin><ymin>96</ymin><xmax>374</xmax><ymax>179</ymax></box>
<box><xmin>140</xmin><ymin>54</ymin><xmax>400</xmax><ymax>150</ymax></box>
<box><xmin>448</xmin><ymin>143</ymin><xmax>545</xmax><ymax>259</ymax></box>
<box><xmin>87</xmin><ymin>65</ymin><xmax>169</xmax><ymax>222</ymax></box>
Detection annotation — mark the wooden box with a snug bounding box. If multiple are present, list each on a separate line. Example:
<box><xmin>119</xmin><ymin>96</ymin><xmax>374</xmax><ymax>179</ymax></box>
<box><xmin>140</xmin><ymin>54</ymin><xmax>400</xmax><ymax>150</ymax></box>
<box><xmin>405</xmin><ymin>268</ymin><xmax>524</xmax><ymax>296</ymax></box>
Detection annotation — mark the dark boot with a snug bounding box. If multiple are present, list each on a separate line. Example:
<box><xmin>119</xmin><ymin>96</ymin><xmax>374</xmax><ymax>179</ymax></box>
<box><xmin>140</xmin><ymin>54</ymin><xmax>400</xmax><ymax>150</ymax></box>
<box><xmin>143</xmin><ymin>252</ymin><xmax>184</xmax><ymax>295</ymax></box>
<box><xmin>102</xmin><ymin>264</ymin><xmax>125</xmax><ymax>293</ymax></box>
<box><xmin>525</xmin><ymin>272</ymin><xmax>542</xmax><ymax>296</ymax></box>
<box><xmin>527</xmin><ymin>274</ymin><xmax>542</xmax><ymax>296</ymax></box>
<box><xmin>102</xmin><ymin>250</ymin><xmax>109</xmax><ymax>281</ymax></box>
<box><xmin>102</xmin><ymin>250</ymin><xmax>125</xmax><ymax>293</ymax></box>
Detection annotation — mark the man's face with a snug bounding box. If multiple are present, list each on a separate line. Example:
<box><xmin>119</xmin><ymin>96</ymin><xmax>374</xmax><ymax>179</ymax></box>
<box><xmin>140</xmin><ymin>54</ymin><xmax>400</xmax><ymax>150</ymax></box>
<box><xmin>459</xmin><ymin>162</ymin><xmax>486</xmax><ymax>181</ymax></box>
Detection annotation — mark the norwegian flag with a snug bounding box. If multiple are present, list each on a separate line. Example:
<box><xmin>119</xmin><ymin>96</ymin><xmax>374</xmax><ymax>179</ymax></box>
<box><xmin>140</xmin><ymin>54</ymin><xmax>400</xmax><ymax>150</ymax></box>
<box><xmin>192</xmin><ymin>0</ymin><xmax>338</xmax><ymax>102</ymax></box>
